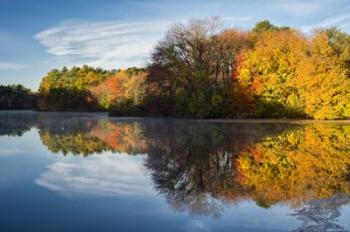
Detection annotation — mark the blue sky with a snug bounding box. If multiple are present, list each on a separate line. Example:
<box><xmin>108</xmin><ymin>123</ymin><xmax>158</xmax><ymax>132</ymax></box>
<box><xmin>1</xmin><ymin>0</ymin><xmax>350</xmax><ymax>90</ymax></box>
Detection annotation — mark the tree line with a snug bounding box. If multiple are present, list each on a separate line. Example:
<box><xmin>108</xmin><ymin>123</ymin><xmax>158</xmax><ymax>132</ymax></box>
<box><xmin>0</xmin><ymin>84</ymin><xmax>37</xmax><ymax>110</ymax></box>
<box><xmin>2</xmin><ymin>19</ymin><xmax>350</xmax><ymax>119</ymax></box>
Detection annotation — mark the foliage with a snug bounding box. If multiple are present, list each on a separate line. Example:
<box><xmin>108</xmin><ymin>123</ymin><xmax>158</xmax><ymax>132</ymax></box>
<box><xmin>38</xmin><ymin>65</ymin><xmax>113</xmax><ymax>110</ymax></box>
<box><xmin>31</xmin><ymin>19</ymin><xmax>350</xmax><ymax>119</ymax></box>
<box><xmin>38</xmin><ymin>66</ymin><xmax>146</xmax><ymax>111</ymax></box>
<box><xmin>39</xmin><ymin>65</ymin><xmax>112</xmax><ymax>93</ymax></box>
<box><xmin>295</xmin><ymin>31</ymin><xmax>350</xmax><ymax>119</ymax></box>
<box><xmin>252</xmin><ymin>20</ymin><xmax>289</xmax><ymax>34</ymax></box>
<box><xmin>146</xmin><ymin>19</ymin><xmax>350</xmax><ymax>119</ymax></box>
<box><xmin>0</xmin><ymin>84</ymin><xmax>37</xmax><ymax>109</ymax></box>
<box><xmin>90</xmin><ymin>68</ymin><xmax>146</xmax><ymax>110</ymax></box>
<box><xmin>146</xmin><ymin>18</ymin><xmax>253</xmax><ymax>118</ymax></box>
<box><xmin>238</xmin><ymin>26</ymin><xmax>350</xmax><ymax>119</ymax></box>
<box><xmin>237</xmin><ymin>29</ymin><xmax>308</xmax><ymax>117</ymax></box>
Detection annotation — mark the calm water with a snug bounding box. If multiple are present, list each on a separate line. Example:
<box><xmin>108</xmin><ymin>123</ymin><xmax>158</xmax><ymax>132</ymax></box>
<box><xmin>1</xmin><ymin>111</ymin><xmax>350</xmax><ymax>232</ymax></box>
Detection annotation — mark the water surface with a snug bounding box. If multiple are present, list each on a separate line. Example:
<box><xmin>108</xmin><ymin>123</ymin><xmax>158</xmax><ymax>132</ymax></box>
<box><xmin>1</xmin><ymin>111</ymin><xmax>350</xmax><ymax>232</ymax></box>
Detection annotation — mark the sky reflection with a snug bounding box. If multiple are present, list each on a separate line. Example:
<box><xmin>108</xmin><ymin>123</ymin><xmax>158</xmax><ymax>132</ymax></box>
<box><xmin>36</xmin><ymin>153</ymin><xmax>153</xmax><ymax>198</ymax></box>
<box><xmin>1</xmin><ymin>111</ymin><xmax>350</xmax><ymax>231</ymax></box>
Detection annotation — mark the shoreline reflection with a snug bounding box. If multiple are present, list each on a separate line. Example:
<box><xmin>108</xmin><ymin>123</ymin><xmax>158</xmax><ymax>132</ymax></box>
<box><xmin>1</xmin><ymin>112</ymin><xmax>350</xmax><ymax>230</ymax></box>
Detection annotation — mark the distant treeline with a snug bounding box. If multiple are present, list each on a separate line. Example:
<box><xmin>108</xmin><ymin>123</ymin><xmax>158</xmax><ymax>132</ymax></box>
<box><xmin>3</xmin><ymin>19</ymin><xmax>350</xmax><ymax>119</ymax></box>
<box><xmin>0</xmin><ymin>85</ymin><xmax>37</xmax><ymax>110</ymax></box>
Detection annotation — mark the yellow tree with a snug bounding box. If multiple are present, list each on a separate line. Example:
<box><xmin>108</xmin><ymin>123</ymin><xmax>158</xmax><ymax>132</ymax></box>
<box><xmin>295</xmin><ymin>31</ymin><xmax>350</xmax><ymax>119</ymax></box>
<box><xmin>237</xmin><ymin>29</ymin><xmax>308</xmax><ymax>117</ymax></box>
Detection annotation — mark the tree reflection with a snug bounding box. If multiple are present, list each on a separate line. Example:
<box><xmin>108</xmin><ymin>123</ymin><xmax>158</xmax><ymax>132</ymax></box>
<box><xmin>291</xmin><ymin>195</ymin><xmax>350</xmax><ymax>232</ymax></box>
<box><xmin>144</xmin><ymin>121</ymin><xmax>290</xmax><ymax>216</ymax></box>
<box><xmin>37</xmin><ymin>116</ymin><xmax>148</xmax><ymax>155</ymax></box>
<box><xmin>0</xmin><ymin>111</ymin><xmax>38</xmax><ymax>136</ymax></box>
<box><xmin>144</xmin><ymin>122</ymin><xmax>350</xmax><ymax>221</ymax></box>
<box><xmin>236</xmin><ymin>124</ymin><xmax>350</xmax><ymax>208</ymax></box>
<box><xmin>2</xmin><ymin>112</ymin><xmax>350</xmax><ymax>225</ymax></box>
<box><xmin>37</xmin><ymin>114</ymin><xmax>110</xmax><ymax>156</ymax></box>
<box><xmin>89</xmin><ymin>120</ymin><xmax>148</xmax><ymax>154</ymax></box>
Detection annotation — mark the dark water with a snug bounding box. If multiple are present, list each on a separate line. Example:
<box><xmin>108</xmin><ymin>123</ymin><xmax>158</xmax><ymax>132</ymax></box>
<box><xmin>1</xmin><ymin>111</ymin><xmax>350</xmax><ymax>232</ymax></box>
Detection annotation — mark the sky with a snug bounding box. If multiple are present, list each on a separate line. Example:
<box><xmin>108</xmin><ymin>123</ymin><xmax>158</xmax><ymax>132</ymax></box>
<box><xmin>1</xmin><ymin>0</ymin><xmax>350</xmax><ymax>90</ymax></box>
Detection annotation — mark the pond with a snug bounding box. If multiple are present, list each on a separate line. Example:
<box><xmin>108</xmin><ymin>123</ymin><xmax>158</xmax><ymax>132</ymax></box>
<box><xmin>1</xmin><ymin>111</ymin><xmax>350</xmax><ymax>232</ymax></box>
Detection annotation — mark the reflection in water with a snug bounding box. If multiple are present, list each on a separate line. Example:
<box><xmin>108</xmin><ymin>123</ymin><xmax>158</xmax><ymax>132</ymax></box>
<box><xmin>39</xmin><ymin>116</ymin><xmax>148</xmax><ymax>156</ymax></box>
<box><xmin>144</xmin><ymin>121</ymin><xmax>289</xmax><ymax>216</ymax></box>
<box><xmin>36</xmin><ymin>154</ymin><xmax>153</xmax><ymax>198</ymax></box>
<box><xmin>1</xmin><ymin>112</ymin><xmax>350</xmax><ymax>230</ymax></box>
<box><xmin>291</xmin><ymin>195</ymin><xmax>350</xmax><ymax>232</ymax></box>
<box><xmin>236</xmin><ymin>124</ymin><xmax>350</xmax><ymax>208</ymax></box>
<box><xmin>0</xmin><ymin>111</ymin><xmax>37</xmax><ymax>136</ymax></box>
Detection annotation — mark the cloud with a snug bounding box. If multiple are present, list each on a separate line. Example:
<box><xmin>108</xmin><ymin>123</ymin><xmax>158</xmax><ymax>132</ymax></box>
<box><xmin>315</xmin><ymin>12</ymin><xmax>350</xmax><ymax>27</ymax></box>
<box><xmin>35</xmin><ymin>153</ymin><xmax>154</xmax><ymax>198</ymax></box>
<box><xmin>34</xmin><ymin>19</ymin><xmax>170</xmax><ymax>69</ymax></box>
<box><xmin>0</xmin><ymin>148</ymin><xmax>25</xmax><ymax>156</ymax></box>
<box><xmin>0</xmin><ymin>61</ymin><xmax>27</xmax><ymax>70</ymax></box>
<box><xmin>301</xmin><ymin>11</ymin><xmax>350</xmax><ymax>31</ymax></box>
<box><xmin>277</xmin><ymin>0</ymin><xmax>323</xmax><ymax>16</ymax></box>
<box><xmin>183</xmin><ymin>219</ymin><xmax>210</xmax><ymax>232</ymax></box>
<box><xmin>273</xmin><ymin>0</ymin><xmax>344</xmax><ymax>17</ymax></box>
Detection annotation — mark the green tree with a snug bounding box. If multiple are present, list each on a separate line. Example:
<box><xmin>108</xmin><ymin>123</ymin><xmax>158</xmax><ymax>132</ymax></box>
<box><xmin>38</xmin><ymin>66</ymin><xmax>114</xmax><ymax>110</ymax></box>
<box><xmin>0</xmin><ymin>84</ymin><xmax>37</xmax><ymax>109</ymax></box>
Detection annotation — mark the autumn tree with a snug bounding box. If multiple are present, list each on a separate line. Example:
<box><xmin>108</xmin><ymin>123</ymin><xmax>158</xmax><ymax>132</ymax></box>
<box><xmin>147</xmin><ymin>18</ymin><xmax>252</xmax><ymax>117</ymax></box>
<box><xmin>237</xmin><ymin>25</ymin><xmax>350</xmax><ymax>119</ymax></box>
<box><xmin>91</xmin><ymin>68</ymin><xmax>147</xmax><ymax>111</ymax></box>
<box><xmin>237</xmin><ymin>29</ymin><xmax>308</xmax><ymax>117</ymax></box>
<box><xmin>295</xmin><ymin>30</ymin><xmax>350</xmax><ymax>119</ymax></box>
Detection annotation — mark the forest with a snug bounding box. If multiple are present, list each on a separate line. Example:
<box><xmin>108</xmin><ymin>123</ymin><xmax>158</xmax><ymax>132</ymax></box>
<box><xmin>2</xmin><ymin>19</ymin><xmax>350</xmax><ymax>119</ymax></box>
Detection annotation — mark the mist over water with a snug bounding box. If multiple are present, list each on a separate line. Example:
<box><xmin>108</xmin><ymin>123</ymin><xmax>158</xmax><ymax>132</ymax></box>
<box><xmin>1</xmin><ymin>111</ymin><xmax>350</xmax><ymax>232</ymax></box>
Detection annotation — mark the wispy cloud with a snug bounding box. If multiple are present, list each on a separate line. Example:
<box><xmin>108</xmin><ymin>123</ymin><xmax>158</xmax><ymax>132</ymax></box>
<box><xmin>34</xmin><ymin>19</ymin><xmax>170</xmax><ymax>69</ymax></box>
<box><xmin>275</xmin><ymin>0</ymin><xmax>342</xmax><ymax>16</ymax></box>
<box><xmin>277</xmin><ymin>0</ymin><xmax>322</xmax><ymax>16</ymax></box>
<box><xmin>301</xmin><ymin>11</ymin><xmax>350</xmax><ymax>31</ymax></box>
<box><xmin>35</xmin><ymin>153</ymin><xmax>153</xmax><ymax>198</ymax></box>
<box><xmin>183</xmin><ymin>220</ymin><xmax>210</xmax><ymax>232</ymax></box>
<box><xmin>0</xmin><ymin>148</ymin><xmax>25</xmax><ymax>156</ymax></box>
<box><xmin>316</xmin><ymin>12</ymin><xmax>350</xmax><ymax>27</ymax></box>
<box><xmin>0</xmin><ymin>61</ymin><xmax>27</xmax><ymax>70</ymax></box>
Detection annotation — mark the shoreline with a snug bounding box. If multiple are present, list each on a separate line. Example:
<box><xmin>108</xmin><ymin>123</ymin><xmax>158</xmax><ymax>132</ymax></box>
<box><xmin>195</xmin><ymin>118</ymin><xmax>350</xmax><ymax>124</ymax></box>
<box><xmin>2</xmin><ymin>110</ymin><xmax>350</xmax><ymax>124</ymax></box>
